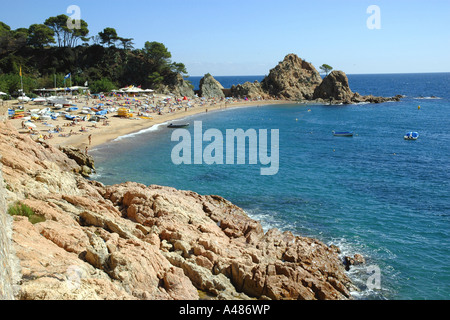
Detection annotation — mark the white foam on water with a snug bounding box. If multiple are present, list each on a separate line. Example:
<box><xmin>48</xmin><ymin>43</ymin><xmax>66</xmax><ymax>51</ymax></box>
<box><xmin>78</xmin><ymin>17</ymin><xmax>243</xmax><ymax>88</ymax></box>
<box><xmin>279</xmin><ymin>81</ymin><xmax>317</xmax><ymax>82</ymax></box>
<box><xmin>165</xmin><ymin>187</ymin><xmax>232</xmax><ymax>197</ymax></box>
<box><xmin>113</xmin><ymin>121</ymin><xmax>170</xmax><ymax>142</ymax></box>
<box><xmin>413</xmin><ymin>96</ymin><xmax>442</xmax><ymax>100</ymax></box>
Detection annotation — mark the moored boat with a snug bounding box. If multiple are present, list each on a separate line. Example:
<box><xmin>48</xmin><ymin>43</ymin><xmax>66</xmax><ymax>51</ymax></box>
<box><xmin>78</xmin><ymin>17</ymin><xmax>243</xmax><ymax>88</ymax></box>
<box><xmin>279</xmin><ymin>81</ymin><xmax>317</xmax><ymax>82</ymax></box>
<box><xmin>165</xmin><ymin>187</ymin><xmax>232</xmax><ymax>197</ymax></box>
<box><xmin>333</xmin><ymin>131</ymin><xmax>354</xmax><ymax>137</ymax></box>
<box><xmin>168</xmin><ymin>123</ymin><xmax>190</xmax><ymax>128</ymax></box>
<box><xmin>404</xmin><ymin>132</ymin><xmax>419</xmax><ymax>140</ymax></box>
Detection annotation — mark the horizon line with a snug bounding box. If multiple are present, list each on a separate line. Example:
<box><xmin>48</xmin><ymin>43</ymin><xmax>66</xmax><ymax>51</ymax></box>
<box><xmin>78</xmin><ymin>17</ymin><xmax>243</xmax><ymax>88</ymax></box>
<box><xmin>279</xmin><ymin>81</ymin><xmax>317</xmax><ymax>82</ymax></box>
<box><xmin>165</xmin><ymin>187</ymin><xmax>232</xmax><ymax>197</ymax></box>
<box><xmin>186</xmin><ymin>71</ymin><xmax>450</xmax><ymax>78</ymax></box>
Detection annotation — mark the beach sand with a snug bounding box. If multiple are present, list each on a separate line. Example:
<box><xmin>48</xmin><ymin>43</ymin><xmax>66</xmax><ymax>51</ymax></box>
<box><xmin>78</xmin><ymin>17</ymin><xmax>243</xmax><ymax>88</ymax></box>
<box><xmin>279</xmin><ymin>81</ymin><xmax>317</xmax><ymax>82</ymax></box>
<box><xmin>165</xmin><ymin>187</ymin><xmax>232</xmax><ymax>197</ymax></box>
<box><xmin>6</xmin><ymin>96</ymin><xmax>291</xmax><ymax>151</ymax></box>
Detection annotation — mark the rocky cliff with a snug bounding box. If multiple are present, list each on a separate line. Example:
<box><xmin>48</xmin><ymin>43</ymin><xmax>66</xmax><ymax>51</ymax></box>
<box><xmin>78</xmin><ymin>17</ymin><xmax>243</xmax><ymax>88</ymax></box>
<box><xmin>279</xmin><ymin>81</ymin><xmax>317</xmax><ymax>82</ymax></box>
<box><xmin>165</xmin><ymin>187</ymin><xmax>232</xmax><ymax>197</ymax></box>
<box><xmin>261</xmin><ymin>54</ymin><xmax>323</xmax><ymax>100</ymax></box>
<box><xmin>199</xmin><ymin>74</ymin><xmax>225</xmax><ymax>99</ymax></box>
<box><xmin>0</xmin><ymin>120</ymin><xmax>357</xmax><ymax>300</ymax></box>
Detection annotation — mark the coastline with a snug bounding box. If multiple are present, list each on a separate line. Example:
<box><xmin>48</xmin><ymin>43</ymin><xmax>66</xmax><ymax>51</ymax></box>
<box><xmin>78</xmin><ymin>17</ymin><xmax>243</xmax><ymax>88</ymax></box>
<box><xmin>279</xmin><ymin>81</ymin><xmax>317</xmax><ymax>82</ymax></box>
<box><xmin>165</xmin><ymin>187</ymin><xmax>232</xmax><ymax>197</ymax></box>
<box><xmin>7</xmin><ymin>98</ymin><xmax>292</xmax><ymax>150</ymax></box>
<box><xmin>0</xmin><ymin>118</ymin><xmax>357</xmax><ymax>300</ymax></box>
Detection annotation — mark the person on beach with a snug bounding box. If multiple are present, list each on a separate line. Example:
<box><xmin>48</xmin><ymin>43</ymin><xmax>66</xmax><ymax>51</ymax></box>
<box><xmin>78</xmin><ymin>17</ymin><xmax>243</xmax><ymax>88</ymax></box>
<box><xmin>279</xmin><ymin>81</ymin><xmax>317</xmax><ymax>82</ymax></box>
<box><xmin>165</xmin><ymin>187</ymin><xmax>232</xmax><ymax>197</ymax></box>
<box><xmin>88</xmin><ymin>134</ymin><xmax>92</xmax><ymax>145</ymax></box>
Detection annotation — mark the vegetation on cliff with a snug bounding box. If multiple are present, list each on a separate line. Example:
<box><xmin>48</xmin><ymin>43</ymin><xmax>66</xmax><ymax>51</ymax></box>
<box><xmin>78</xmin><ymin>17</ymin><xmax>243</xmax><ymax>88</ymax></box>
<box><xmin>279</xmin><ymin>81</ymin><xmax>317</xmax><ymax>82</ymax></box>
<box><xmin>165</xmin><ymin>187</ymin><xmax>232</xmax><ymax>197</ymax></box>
<box><xmin>0</xmin><ymin>16</ymin><xmax>188</xmax><ymax>96</ymax></box>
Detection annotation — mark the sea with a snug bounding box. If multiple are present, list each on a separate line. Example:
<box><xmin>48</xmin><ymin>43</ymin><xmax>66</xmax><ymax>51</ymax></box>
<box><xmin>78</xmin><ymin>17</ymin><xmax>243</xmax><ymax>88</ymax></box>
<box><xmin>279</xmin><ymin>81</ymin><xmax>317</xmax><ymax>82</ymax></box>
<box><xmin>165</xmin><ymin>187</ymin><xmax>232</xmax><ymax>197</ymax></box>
<box><xmin>91</xmin><ymin>73</ymin><xmax>450</xmax><ymax>300</ymax></box>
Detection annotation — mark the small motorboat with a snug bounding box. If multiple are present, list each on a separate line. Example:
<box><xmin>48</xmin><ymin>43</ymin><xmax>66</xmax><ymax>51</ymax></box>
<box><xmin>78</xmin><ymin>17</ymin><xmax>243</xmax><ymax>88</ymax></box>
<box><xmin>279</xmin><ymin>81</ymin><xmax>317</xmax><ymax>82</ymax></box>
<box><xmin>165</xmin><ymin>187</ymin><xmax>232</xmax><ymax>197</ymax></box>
<box><xmin>333</xmin><ymin>131</ymin><xmax>354</xmax><ymax>137</ymax></box>
<box><xmin>168</xmin><ymin>123</ymin><xmax>190</xmax><ymax>128</ymax></box>
<box><xmin>404</xmin><ymin>132</ymin><xmax>419</xmax><ymax>140</ymax></box>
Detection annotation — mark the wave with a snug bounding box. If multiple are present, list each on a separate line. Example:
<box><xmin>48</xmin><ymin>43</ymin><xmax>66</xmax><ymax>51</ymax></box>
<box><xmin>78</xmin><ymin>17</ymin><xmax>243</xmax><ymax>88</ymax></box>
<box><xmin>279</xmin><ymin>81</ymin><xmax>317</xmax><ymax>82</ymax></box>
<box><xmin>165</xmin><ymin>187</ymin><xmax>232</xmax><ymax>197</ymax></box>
<box><xmin>113</xmin><ymin>121</ymin><xmax>170</xmax><ymax>142</ymax></box>
<box><xmin>413</xmin><ymin>96</ymin><xmax>442</xmax><ymax>100</ymax></box>
<box><xmin>246</xmin><ymin>208</ymin><xmax>391</xmax><ymax>300</ymax></box>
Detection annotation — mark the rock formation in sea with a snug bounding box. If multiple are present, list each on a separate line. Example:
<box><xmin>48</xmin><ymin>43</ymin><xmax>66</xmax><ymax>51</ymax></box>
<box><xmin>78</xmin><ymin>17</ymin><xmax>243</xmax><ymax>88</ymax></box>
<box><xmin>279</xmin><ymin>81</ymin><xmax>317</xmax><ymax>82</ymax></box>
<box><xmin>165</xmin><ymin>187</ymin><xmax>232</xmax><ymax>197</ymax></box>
<box><xmin>313</xmin><ymin>70</ymin><xmax>403</xmax><ymax>104</ymax></box>
<box><xmin>0</xmin><ymin>120</ymin><xmax>359</xmax><ymax>300</ymax></box>
<box><xmin>260</xmin><ymin>54</ymin><xmax>323</xmax><ymax>100</ymax></box>
<box><xmin>222</xmin><ymin>53</ymin><xmax>402</xmax><ymax>105</ymax></box>
<box><xmin>199</xmin><ymin>73</ymin><xmax>225</xmax><ymax>99</ymax></box>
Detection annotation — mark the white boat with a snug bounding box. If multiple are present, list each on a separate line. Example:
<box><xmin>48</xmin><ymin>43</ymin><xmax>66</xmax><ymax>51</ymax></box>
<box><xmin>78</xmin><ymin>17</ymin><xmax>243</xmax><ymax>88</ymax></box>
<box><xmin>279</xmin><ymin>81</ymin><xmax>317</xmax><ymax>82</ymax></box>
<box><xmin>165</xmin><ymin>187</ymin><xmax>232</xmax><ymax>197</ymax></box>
<box><xmin>18</xmin><ymin>96</ymin><xmax>31</xmax><ymax>102</ymax></box>
<box><xmin>404</xmin><ymin>132</ymin><xmax>419</xmax><ymax>140</ymax></box>
<box><xmin>47</xmin><ymin>97</ymin><xmax>71</xmax><ymax>105</ymax></box>
<box><xmin>33</xmin><ymin>97</ymin><xmax>47</xmax><ymax>104</ymax></box>
<box><xmin>38</xmin><ymin>108</ymin><xmax>51</xmax><ymax>114</ymax></box>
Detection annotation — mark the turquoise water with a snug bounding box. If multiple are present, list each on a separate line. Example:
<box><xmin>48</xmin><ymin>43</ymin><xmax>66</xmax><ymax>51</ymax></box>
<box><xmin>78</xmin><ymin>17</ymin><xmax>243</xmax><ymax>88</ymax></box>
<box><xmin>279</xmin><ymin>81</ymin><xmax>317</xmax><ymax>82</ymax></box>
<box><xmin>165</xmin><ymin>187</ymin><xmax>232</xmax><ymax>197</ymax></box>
<box><xmin>91</xmin><ymin>73</ymin><xmax>450</xmax><ymax>300</ymax></box>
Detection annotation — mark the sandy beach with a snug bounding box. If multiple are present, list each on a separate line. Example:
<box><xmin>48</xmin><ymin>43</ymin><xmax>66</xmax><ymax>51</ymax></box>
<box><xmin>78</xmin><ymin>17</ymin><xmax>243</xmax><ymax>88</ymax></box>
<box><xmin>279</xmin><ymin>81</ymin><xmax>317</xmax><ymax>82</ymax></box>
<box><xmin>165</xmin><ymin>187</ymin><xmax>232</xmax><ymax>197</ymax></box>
<box><xmin>5</xmin><ymin>95</ymin><xmax>291</xmax><ymax>151</ymax></box>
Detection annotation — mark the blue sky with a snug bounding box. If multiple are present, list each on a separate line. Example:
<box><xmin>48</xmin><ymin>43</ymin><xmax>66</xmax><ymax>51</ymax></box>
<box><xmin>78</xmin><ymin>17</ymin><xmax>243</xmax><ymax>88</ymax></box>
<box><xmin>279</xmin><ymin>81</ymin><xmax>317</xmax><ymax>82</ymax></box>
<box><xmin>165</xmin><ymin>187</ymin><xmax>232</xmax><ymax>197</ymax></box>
<box><xmin>2</xmin><ymin>0</ymin><xmax>449</xmax><ymax>76</ymax></box>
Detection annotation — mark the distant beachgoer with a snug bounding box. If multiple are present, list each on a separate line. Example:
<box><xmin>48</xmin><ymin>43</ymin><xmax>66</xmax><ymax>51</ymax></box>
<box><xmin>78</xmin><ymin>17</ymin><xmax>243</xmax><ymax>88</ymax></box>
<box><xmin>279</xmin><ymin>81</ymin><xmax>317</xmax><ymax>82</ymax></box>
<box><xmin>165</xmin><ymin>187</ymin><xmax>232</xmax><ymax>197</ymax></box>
<box><xmin>88</xmin><ymin>134</ymin><xmax>92</xmax><ymax>145</ymax></box>
<box><xmin>85</xmin><ymin>146</ymin><xmax>88</xmax><ymax>155</ymax></box>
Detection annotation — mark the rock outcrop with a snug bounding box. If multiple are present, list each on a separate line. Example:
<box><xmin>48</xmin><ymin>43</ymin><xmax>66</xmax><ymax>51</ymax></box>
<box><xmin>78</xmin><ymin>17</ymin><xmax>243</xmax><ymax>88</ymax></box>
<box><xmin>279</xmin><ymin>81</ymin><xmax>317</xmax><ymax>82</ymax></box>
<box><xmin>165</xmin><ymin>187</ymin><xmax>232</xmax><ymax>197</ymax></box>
<box><xmin>261</xmin><ymin>54</ymin><xmax>323</xmax><ymax>100</ymax></box>
<box><xmin>0</xmin><ymin>120</ymin><xmax>357</xmax><ymax>300</ymax></box>
<box><xmin>59</xmin><ymin>145</ymin><xmax>95</xmax><ymax>177</ymax></box>
<box><xmin>313</xmin><ymin>70</ymin><xmax>402</xmax><ymax>104</ymax></box>
<box><xmin>313</xmin><ymin>71</ymin><xmax>353</xmax><ymax>102</ymax></box>
<box><xmin>158</xmin><ymin>73</ymin><xmax>195</xmax><ymax>98</ymax></box>
<box><xmin>230</xmin><ymin>81</ymin><xmax>270</xmax><ymax>100</ymax></box>
<box><xmin>224</xmin><ymin>54</ymin><xmax>402</xmax><ymax>105</ymax></box>
<box><xmin>199</xmin><ymin>74</ymin><xmax>225</xmax><ymax>99</ymax></box>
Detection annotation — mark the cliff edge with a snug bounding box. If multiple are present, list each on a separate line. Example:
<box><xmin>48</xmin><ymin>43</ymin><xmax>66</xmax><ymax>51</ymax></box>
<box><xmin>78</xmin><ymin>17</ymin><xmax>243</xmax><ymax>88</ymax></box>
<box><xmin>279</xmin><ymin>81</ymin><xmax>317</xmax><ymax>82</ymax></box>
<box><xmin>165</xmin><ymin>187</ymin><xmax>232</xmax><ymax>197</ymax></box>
<box><xmin>0</xmin><ymin>120</ymin><xmax>357</xmax><ymax>300</ymax></box>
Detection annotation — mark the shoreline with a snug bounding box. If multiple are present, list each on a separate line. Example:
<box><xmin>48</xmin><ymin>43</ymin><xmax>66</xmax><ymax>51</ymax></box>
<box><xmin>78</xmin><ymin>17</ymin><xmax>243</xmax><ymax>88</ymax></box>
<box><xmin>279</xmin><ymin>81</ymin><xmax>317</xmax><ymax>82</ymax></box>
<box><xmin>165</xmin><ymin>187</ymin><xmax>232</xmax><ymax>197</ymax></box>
<box><xmin>7</xmin><ymin>98</ymin><xmax>292</xmax><ymax>151</ymax></box>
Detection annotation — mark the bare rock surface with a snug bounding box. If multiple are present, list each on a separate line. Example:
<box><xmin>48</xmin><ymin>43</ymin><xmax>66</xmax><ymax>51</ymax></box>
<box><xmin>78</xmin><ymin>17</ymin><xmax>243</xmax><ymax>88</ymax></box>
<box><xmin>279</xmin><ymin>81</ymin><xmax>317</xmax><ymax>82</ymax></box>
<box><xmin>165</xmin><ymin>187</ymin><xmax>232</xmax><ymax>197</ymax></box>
<box><xmin>199</xmin><ymin>73</ymin><xmax>225</xmax><ymax>99</ymax></box>
<box><xmin>313</xmin><ymin>70</ymin><xmax>402</xmax><ymax>104</ymax></box>
<box><xmin>261</xmin><ymin>54</ymin><xmax>323</xmax><ymax>100</ymax></box>
<box><xmin>0</xmin><ymin>121</ymin><xmax>357</xmax><ymax>300</ymax></box>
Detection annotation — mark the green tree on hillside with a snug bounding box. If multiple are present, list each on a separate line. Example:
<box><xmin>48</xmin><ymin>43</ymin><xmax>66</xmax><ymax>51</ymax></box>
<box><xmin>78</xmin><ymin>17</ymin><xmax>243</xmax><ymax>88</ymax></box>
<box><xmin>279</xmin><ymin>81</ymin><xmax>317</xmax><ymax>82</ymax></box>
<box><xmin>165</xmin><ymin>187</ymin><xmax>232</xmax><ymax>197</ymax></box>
<box><xmin>44</xmin><ymin>15</ymin><xmax>89</xmax><ymax>48</ymax></box>
<box><xmin>44</xmin><ymin>15</ymin><xmax>69</xmax><ymax>47</ymax></box>
<box><xmin>27</xmin><ymin>24</ymin><xmax>55</xmax><ymax>48</ymax></box>
<box><xmin>0</xmin><ymin>23</ymin><xmax>28</xmax><ymax>54</ymax></box>
<box><xmin>118</xmin><ymin>37</ymin><xmax>134</xmax><ymax>51</ymax></box>
<box><xmin>99</xmin><ymin>28</ymin><xmax>119</xmax><ymax>47</ymax></box>
<box><xmin>143</xmin><ymin>41</ymin><xmax>172</xmax><ymax>67</ymax></box>
<box><xmin>67</xmin><ymin>19</ymin><xmax>89</xmax><ymax>47</ymax></box>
